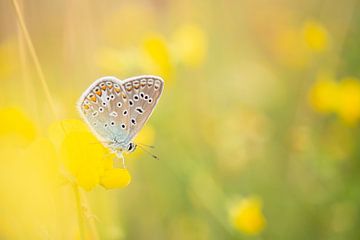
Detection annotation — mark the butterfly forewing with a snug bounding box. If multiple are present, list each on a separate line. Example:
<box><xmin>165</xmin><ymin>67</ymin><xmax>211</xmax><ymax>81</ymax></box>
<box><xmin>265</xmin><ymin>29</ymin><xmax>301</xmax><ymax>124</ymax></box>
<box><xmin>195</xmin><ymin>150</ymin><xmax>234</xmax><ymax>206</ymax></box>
<box><xmin>77</xmin><ymin>77</ymin><xmax>131</xmax><ymax>144</ymax></box>
<box><xmin>122</xmin><ymin>75</ymin><xmax>164</xmax><ymax>142</ymax></box>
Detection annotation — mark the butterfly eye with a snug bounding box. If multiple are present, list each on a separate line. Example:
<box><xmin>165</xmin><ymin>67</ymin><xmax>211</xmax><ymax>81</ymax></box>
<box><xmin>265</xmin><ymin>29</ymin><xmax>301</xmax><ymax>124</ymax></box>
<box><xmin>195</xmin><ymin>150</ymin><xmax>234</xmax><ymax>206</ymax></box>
<box><xmin>102</xmin><ymin>102</ymin><xmax>107</xmax><ymax>106</ymax></box>
<box><xmin>131</xmin><ymin>118</ymin><xmax>136</xmax><ymax>125</ymax></box>
<box><xmin>129</xmin><ymin>100</ymin><xmax>134</xmax><ymax>106</ymax></box>
<box><xmin>140</xmin><ymin>92</ymin><xmax>144</xmax><ymax>98</ymax></box>
<box><xmin>110</xmin><ymin>121</ymin><xmax>115</xmax><ymax>126</ymax></box>
<box><xmin>92</xmin><ymin>111</ymin><xmax>98</xmax><ymax>117</ymax></box>
<box><xmin>148</xmin><ymin>98</ymin><xmax>153</xmax><ymax>104</ymax></box>
<box><xmin>117</xmin><ymin>102</ymin><xmax>122</xmax><ymax>108</ymax></box>
<box><xmin>133</xmin><ymin>95</ymin><xmax>139</xmax><ymax>101</ymax></box>
<box><xmin>147</xmin><ymin>79</ymin><xmax>154</xmax><ymax>87</ymax></box>
<box><xmin>106</xmin><ymin>96</ymin><xmax>110</xmax><ymax>101</ymax></box>
<box><xmin>144</xmin><ymin>95</ymin><xmax>149</xmax><ymax>100</ymax></box>
<box><xmin>121</xmin><ymin>124</ymin><xmax>126</xmax><ymax>129</ymax></box>
<box><xmin>123</xmin><ymin>110</ymin><xmax>128</xmax><ymax>116</ymax></box>
<box><xmin>110</xmin><ymin>94</ymin><xmax>115</xmax><ymax>100</ymax></box>
<box><xmin>104</xmin><ymin>123</ymin><xmax>108</xmax><ymax>128</ymax></box>
<box><xmin>99</xmin><ymin>107</ymin><xmax>104</xmax><ymax>112</ymax></box>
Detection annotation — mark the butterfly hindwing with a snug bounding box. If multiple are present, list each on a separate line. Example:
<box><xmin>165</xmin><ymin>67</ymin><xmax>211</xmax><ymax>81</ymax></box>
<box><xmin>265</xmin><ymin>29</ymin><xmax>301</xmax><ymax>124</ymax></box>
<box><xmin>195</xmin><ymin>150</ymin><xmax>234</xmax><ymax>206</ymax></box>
<box><xmin>122</xmin><ymin>75</ymin><xmax>164</xmax><ymax>142</ymax></box>
<box><xmin>77</xmin><ymin>76</ymin><xmax>131</xmax><ymax>144</ymax></box>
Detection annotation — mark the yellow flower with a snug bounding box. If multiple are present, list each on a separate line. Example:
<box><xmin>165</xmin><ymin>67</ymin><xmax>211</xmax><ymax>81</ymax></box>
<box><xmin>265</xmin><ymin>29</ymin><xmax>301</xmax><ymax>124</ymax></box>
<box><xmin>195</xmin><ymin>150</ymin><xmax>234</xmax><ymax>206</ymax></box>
<box><xmin>171</xmin><ymin>24</ymin><xmax>208</xmax><ymax>68</ymax></box>
<box><xmin>230</xmin><ymin>196</ymin><xmax>266</xmax><ymax>235</ymax></box>
<box><xmin>309</xmin><ymin>71</ymin><xmax>338</xmax><ymax>113</ymax></box>
<box><xmin>303</xmin><ymin>20</ymin><xmax>329</xmax><ymax>52</ymax></box>
<box><xmin>48</xmin><ymin>119</ymin><xmax>88</xmax><ymax>149</ymax></box>
<box><xmin>53</xmin><ymin>119</ymin><xmax>132</xmax><ymax>190</ymax></box>
<box><xmin>100</xmin><ymin>168</ymin><xmax>131</xmax><ymax>189</ymax></box>
<box><xmin>0</xmin><ymin>107</ymin><xmax>36</xmax><ymax>147</ymax></box>
<box><xmin>141</xmin><ymin>33</ymin><xmax>173</xmax><ymax>80</ymax></box>
<box><xmin>336</xmin><ymin>77</ymin><xmax>360</xmax><ymax>125</ymax></box>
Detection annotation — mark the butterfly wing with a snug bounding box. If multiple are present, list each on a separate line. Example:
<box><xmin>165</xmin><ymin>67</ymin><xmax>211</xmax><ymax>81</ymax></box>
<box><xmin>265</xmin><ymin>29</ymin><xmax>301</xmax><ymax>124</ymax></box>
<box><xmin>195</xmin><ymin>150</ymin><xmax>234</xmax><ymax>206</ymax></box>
<box><xmin>122</xmin><ymin>75</ymin><xmax>164</xmax><ymax>142</ymax></box>
<box><xmin>77</xmin><ymin>76</ymin><xmax>131</xmax><ymax>145</ymax></box>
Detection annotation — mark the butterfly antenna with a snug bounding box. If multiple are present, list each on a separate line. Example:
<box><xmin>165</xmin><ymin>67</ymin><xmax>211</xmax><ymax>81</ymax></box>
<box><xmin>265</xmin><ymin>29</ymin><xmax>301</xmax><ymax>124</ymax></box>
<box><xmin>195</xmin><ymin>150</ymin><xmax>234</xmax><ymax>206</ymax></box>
<box><xmin>137</xmin><ymin>143</ymin><xmax>155</xmax><ymax>149</ymax></box>
<box><xmin>136</xmin><ymin>144</ymin><xmax>159</xmax><ymax>160</ymax></box>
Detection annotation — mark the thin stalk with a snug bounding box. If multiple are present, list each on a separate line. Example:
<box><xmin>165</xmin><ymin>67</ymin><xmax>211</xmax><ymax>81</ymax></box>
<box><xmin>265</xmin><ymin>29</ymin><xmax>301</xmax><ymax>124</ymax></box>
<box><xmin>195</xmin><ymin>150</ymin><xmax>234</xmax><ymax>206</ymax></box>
<box><xmin>73</xmin><ymin>184</ymin><xmax>86</xmax><ymax>240</ymax></box>
<box><xmin>11</xmin><ymin>0</ymin><xmax>57</xmax><ymax>118</ymax></box>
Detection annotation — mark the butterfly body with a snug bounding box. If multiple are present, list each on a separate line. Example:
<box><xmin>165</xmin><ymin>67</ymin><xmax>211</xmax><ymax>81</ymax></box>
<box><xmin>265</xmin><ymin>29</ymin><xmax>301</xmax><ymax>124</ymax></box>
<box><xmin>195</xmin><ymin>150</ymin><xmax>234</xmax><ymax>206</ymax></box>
<box><xmin>77</xmin><ymin>75</ymin><xmax>164</xmax><ymax>158</ymax></box>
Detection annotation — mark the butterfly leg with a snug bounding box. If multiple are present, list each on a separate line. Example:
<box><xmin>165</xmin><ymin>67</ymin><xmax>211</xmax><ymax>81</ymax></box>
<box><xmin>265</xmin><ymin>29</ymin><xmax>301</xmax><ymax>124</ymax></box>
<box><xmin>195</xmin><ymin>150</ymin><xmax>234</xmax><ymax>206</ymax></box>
<box><xmin>114</xmin><ymin>152</ymin><xmax>127</xmax><ymax>169</ymax></box>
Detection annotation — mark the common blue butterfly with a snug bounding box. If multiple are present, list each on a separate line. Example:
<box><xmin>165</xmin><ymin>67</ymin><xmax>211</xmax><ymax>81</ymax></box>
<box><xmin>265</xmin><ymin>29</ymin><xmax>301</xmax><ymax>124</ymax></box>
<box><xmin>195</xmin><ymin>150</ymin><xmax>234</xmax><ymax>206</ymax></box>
<box><xmin>77</xmin><ymin>75</ymin><xmax>164</xmax><ymax>163</ymax></box>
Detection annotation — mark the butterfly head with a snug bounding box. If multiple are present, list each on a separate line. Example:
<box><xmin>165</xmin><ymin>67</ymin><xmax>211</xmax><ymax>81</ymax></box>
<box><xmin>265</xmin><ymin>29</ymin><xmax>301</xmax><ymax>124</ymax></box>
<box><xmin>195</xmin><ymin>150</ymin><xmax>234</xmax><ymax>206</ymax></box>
<box><xmin>126</xmin><ymin>142</ymin><xmax>137</xmax><ymax>153</ymax></box>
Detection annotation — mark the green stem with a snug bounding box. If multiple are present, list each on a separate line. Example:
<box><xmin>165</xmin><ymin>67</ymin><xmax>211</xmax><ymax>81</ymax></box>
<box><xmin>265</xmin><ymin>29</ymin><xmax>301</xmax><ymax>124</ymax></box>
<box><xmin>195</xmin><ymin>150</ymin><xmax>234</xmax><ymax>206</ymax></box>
<box><xmin>73</xmin><ymin>184</ymin><xmax>86</xmax><ymax>240</ymax></box>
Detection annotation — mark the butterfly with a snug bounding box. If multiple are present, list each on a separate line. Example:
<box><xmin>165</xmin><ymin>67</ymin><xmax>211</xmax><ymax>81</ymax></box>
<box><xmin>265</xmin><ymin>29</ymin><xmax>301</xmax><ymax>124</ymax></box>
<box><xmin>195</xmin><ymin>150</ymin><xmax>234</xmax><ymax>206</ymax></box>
<box><xmin>77</xmin><ymin>75</ymin><xmax>164</xmax><ymax>162</ymax></box>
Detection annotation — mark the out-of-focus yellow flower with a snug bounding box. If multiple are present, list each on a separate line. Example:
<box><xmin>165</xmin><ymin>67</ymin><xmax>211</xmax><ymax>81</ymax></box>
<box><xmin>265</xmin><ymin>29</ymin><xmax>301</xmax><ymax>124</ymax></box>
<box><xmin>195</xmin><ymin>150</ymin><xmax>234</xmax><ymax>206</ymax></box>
<box><xmin>0</xmin><ymin>107</ymin><xmax>36</xmax><ymax>147</ymax></box>
<box><xmin>171</xmin><ymin>24</ymin><xmax>208</xmax><ymax>68</ymax></box>
<box><xmin>303</xmin><ymin>20</ymin><xmax>329</xmax><ymax>52</ymax></box>
<box><xmin>229</xmin><ymin>196</ymin><xmax>266</xmax><ymax>235</ymax></box>
<box><xmin>336</xmin><ymin>77</ymin><xmax>360</xmax><ymax>125</ymax></box>
<box><xmin>100</xmin><ymin>168</ymin><xmax>131</xmax><ymax>189</ymax></box>
<box><xmin>309</xmin><ymin>71</ymin><xmax>338</xmax><ymax>113</ymax></box>
<box><xmin>52</xmin><ymin>119</ymin><xmax>131</xmax><ymax>191</ymax></box>
<box><xmin>141</xmin><ymin>33</ymin><xmax>173</xmax><ymax>80</ymax></box>
<box><xmin>48</xmin><ymin>119</ymin><xmax>88</xmax><ymax>148</ymax></box>
<box><xmin>60</xmin><ymin>130</ymin><xmax>107</xmax><ymax>190</ymax></box>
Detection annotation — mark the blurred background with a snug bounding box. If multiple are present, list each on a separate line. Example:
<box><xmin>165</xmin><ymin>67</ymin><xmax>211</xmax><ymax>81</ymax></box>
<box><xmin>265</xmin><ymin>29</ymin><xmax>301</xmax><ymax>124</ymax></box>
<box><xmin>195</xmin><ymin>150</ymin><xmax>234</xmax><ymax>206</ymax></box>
<box><xmin>1</xmin><ymin>0</ymin><xmax>360</xmax><ymax>239</ymax></box>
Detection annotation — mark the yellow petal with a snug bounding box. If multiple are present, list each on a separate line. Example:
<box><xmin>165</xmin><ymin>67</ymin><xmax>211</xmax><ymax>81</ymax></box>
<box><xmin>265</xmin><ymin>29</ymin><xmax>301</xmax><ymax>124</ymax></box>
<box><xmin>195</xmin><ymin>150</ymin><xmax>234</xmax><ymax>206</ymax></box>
<box><xmin>303</xmin><ymin>20</ymin><xmax>329</xmax><ymax>52</ymax></box>
<box><xmin>77</xmin><ymin>166</ymin><xmax>100</xmax><ymax>191</ymax></box>
<box><xmin>60</xmin><ymin>131</ymin><xmax>106</xmax><ymax>176</ymax></box>
<box><xmin>141</xmin><ymin>33</ymin><xmax>173</xmax><ymax>80</ymax></box>
<box><xmin>336</xmin><ymin>77</ymin><xmax>360</xmax><ymax>125</ymax></box>
<box><xmin>100</xmin><ymin>168</ymin><xmax>131</xmax><ymax>189</ymax></box>
<box><xmin>230</xmin><ymin>196</ymin><xmax>266</xmax><ymax>235</ymax></box>
<box><xmin>308</xmin><ymin>71</ymin><xmax>338</xmax><ymax>113</ymax></box>
<box><xmin>48</xmin><ymin>119</ymin><xmax>89</xmax><ymax>149</ymax></box>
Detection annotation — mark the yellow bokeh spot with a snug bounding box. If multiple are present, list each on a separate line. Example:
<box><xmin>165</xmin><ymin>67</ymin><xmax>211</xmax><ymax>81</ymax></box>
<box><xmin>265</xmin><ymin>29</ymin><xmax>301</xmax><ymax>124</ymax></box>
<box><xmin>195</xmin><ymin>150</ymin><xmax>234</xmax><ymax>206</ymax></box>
<box><xmin>309</xmin><ymin>71</ymin><xmax>338</xmax><ymax>113</ymax></box>
<box><xmin>336</xmin><ymin>77</ymin><xmax>360</xmax><ymax>125</ymax></box>
<box><xmin>141</xmin><ymin>33</ymin><xmax>173</xmax><ymax>80</ymax></box>
<box><xmin>230</xmin><ymin>197</ymin><xmax>266</xmax><ymax>235</ymax></box>
<box><xmin>171</xmin><ymin>24</ymin><xmax>208</xmax><ymax>68</ymax></box>
<box><xmin>0</xmin><ymin>107</ymin><xmax>36</xmax><ymax>147</ymax></box>
<box><xmin>303</xmin><ymin>20</ymin><xmax>329</xmax><ymax>52</ymax></box>
<box><xmin>100</xmin><ymin>168</ymin><xmax>131</xmax><ymax>189</ymax></box>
